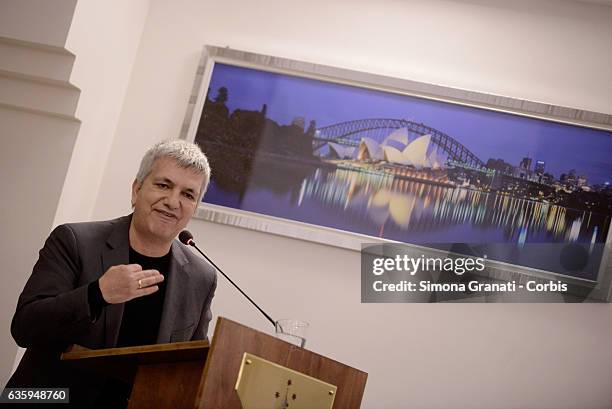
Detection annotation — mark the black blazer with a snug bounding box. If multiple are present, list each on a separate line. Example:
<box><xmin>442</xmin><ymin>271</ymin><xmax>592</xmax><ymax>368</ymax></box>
<box><xmin>7</xmin><ymin>215</ymin><xmax>217</xmax><ymax>407</ymax></box>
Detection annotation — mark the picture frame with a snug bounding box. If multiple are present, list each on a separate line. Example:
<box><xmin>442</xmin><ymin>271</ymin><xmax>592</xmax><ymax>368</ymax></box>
<box><xmin>181</xmin><ymin>45</ymin><xmax>612</xmax><ymax>301</ymax></box>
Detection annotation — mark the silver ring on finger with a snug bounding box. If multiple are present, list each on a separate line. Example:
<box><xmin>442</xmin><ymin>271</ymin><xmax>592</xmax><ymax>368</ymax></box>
<box><xmin>138</xmin><ymin>279</ymin><xmax>143</xmax><ymax>289</ymax></box>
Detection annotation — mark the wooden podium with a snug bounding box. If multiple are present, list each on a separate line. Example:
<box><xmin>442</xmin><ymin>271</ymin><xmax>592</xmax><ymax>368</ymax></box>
<box><xmin>61</xmin><ymin>317</ymin><xmax>367</xmax><ymax>408</ymax></box>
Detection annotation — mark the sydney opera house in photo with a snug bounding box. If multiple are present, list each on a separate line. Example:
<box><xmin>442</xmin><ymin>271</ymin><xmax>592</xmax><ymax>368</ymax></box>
<box><xmin>321</xmin><ymin>126</ymin><xmax>454</xmax><ymax>189</ymax></box>
<box><xmin>326</xmin><ymin>127</ymin><xmax>447</xmax><ymax>170</ymax></box>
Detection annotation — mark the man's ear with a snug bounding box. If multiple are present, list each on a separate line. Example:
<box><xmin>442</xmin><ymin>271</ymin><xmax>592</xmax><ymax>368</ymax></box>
<box><xmin>131</xmin><ymin>179</ymin><xmax>141</xmax><ymax>207</ymax></box>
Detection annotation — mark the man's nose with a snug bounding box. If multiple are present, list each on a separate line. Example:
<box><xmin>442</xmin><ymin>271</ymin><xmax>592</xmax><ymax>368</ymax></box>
<box><xmin>163</xmin><ymin>189</ymin><xmax>181</xmax><ymax>209</ymax></box>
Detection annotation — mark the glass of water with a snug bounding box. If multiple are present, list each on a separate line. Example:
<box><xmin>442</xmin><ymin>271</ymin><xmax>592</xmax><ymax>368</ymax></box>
<box><xmin>275</xmin><ymin>319</ymin><xmax>309</xmax><ymax>348</ymax></box>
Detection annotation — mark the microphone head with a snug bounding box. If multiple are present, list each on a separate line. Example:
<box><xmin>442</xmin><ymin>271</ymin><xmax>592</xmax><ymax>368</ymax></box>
<box><xmin>179</xmin><ymin>230</ymin><xmax>195</xmax><ymax>246</ymax></box>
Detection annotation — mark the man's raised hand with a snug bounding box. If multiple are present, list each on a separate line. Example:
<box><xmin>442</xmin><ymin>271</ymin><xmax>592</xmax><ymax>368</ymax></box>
<box><xmin>98</xmin><ymin>264</ymin><xmax>164</xmax><ymax>304</ymax></box>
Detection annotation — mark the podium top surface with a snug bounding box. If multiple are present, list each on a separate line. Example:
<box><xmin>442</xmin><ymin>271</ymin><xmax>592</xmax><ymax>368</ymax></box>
<box><xmin>60</xmin><ymin>340</ymin><xmax>209</xmax><ymax>384</ymax></box>
<box><xmin>62</xmin><ymin>339</ymin><xmax>209</xmax><ymax>362</ymax></box>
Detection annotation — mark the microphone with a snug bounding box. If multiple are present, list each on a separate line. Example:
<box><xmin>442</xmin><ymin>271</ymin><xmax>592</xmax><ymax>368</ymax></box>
<box><xmin>179</xmin><ymin>230</ymin><xmax>276</xmax><ymax>327</ymax></box>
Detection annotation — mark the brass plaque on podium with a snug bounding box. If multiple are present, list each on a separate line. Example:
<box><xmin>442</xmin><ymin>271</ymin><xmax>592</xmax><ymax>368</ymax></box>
<box><xmin>235</xmin><ymin>352</ymin><xmax>337</xmax><ymax>409</ymax></box>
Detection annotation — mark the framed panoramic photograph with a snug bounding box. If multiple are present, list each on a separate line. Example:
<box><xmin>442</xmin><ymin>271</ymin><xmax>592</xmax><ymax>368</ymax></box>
<box><xmin>182</xmin><ymin>46</ymin><xmax>612</xmax><ymax>301</ymax></box>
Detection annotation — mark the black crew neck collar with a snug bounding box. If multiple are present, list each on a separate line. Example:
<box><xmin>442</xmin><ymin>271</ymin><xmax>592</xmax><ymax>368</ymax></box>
<box><xmin>129</xmin><ymin>246</ymin><xmax>172</xmax><ymax>260</ymax></box>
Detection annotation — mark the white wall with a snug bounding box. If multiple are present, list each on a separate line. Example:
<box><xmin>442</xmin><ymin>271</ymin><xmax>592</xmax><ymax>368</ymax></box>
<box><xmin>54</xmin><ymin>0</ymin><xmax>151</xmax><ymax>225</ymax></box>
<box><xmin>2</xmin><ymin>0</ymin><xmax>151</xmax><ymax>387</ymax></box>
<box><xmin>0</xmin><ymin>0</ymin><xmax>77</xmax><ymax>47</ymax></box>
<box><xmin>88</xmin><ymin>0</ymin><xmax>612</xmax><ymax>407</ymax></box>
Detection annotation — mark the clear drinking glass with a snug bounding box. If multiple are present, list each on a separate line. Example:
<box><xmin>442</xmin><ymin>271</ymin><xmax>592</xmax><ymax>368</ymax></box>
<box><xmin>275</xmin><ymin>319</ymin><xmax>309</xmax><ymax>348</ymax></box>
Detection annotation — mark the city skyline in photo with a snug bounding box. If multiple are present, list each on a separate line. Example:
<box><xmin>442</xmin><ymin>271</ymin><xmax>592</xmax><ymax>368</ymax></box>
<box><xmin>207</xmin><ymin>63</ymin><xmax>612</xmax><ymax>186</ymax></box>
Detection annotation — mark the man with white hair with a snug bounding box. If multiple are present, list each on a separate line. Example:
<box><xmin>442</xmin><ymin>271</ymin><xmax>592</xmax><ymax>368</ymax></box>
<box><xmin>7</xmin><ymin>140</ymin><xmax>217</xmax><ymax>408</ymax></box>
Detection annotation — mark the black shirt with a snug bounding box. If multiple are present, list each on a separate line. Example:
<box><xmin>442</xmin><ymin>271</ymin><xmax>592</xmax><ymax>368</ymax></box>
<box><xmin>87</xmin><ymin>246</ymin><xmax>172</xmax><ymax>346</ymax></box>
<box><xmin>115</xmin><ymin>247</ymin><xmax>171</xmax><ymax>347</ymax></box>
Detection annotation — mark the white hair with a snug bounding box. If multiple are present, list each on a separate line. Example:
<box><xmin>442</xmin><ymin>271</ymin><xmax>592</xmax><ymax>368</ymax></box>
<box><xmin>136</xmin><ymin>139</ymin><xmax>211</xmax><ymax>201</ymax></box>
